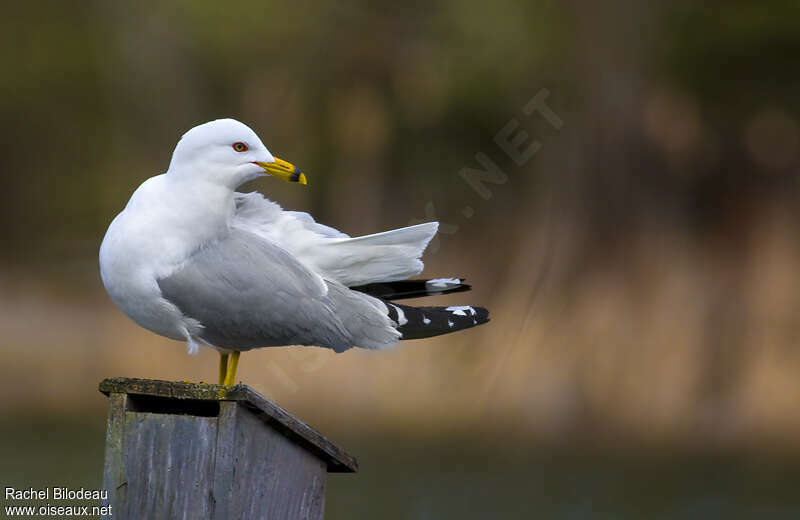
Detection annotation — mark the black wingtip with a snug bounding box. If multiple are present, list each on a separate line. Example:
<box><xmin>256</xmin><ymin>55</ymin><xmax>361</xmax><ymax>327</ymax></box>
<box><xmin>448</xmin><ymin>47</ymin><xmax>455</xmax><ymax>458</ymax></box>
<box><xmin>351</xmin><ymin>277</ymin><xmax>471</xmax><ymax>300</ymax></box>
<box><xmin>387</xmin><ymin>302</ymin><xmax>490</xmax><ymax>340</ymax></box>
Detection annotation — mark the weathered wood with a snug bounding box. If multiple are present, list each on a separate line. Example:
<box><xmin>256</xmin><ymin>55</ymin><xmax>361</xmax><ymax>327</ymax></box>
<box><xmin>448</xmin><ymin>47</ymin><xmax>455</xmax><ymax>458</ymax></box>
<box><xmin>122</xmin><ymin>412</ymin><xmax>217</xmax><ymax>517</ymax></box>
<box><xmin>220</xmin><ymin>402</ymin><xmax>327</xmax><ymax>518</ymax></box>
<box><xmin>101</xmin><ymin>393</ymin><xmax>128</xmax><ymax>514</ymax></box>
<box><xmin>99</xmin><ymin>377</ymin><xmax>356</xmax><ymax>520</ymax></box>
<box><xmin>99</xmin><ymin>377</ymin><xmax>358</xmax><ymax>472</ymax></box>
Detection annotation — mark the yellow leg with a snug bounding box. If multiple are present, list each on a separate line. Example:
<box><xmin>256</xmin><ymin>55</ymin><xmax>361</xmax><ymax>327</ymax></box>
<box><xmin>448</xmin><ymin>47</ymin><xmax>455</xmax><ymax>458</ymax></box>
<box><xmin>223</xmin><ymin>351</ymin><xmax>240</xmax><ymax>386</ymax></box>
<box><xmin>218</xmin><ymin>353</ymin><xmax>229</xmax><ymax>385</ymax></box>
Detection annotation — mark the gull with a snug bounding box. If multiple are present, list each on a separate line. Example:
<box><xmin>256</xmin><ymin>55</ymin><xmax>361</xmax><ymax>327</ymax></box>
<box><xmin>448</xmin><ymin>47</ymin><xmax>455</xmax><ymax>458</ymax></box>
<box><xmin>99</xmin><ymin>119</ymin><xmax>489</xmax><ymax>385</ymax></box>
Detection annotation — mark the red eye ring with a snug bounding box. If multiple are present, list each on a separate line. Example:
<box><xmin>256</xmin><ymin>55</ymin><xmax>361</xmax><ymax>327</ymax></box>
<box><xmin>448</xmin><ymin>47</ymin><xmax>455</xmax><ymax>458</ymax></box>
<box><xmin>232</xmin><ymin>142</ymin><xmax>248</xmax><ymax>152</ymax></box>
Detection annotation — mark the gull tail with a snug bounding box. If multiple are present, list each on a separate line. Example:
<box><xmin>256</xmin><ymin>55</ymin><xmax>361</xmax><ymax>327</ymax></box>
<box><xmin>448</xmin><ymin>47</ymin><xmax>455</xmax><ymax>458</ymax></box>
<box><xmin>350</xmin><ymin>277</ymin><xmax>471</xmax><ymax>301</ymax></box>
<box><xmin>385</xmin><ymin>301</ymin><xmax>490</xmax><ymax>340</ymax></box>
<box><xmin>320</xmin><ymin>222</ymin><xmax>439</xmax><ymax>286</ymax></box>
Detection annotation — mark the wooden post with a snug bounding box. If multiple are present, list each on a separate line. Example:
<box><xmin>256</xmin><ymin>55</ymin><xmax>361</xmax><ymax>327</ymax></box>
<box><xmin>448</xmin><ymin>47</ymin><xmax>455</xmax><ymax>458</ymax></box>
<box><xmin>98</xmin><ymin>377</ymin><xmax>357</xmax><ymax>519</ymax></box>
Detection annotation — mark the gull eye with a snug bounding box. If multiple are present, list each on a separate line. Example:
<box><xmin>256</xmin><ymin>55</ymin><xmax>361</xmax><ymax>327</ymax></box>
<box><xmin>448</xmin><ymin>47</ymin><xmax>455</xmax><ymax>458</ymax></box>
<box><xmin>232</xmin><ymin>142</ymin><xmax>248</xmax><ymax>152</ymax></box>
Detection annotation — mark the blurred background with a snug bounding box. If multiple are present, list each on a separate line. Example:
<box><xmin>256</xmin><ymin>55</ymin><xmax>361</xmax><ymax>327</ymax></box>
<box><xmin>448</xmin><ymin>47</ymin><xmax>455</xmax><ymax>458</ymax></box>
<box><xmin>2</xmin><ymin>0</ymin><xmax>800</xmax><ymax>517</ymax></box>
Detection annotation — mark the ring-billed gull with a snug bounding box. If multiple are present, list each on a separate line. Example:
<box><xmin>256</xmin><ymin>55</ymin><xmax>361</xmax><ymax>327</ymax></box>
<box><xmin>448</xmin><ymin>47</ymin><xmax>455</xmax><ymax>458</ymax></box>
<box><xmin>99</xmin><ymin>119</ymin><xmax>489</xmax><ymax>385</ymax></box>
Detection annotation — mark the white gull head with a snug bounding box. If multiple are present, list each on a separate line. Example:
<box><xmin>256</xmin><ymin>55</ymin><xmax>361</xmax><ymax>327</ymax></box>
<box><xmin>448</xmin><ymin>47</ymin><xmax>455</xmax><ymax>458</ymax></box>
<box><xmin>167</xmin><ymin>119</ymin><xmax>275</xmax><ymax>189</ymax></box>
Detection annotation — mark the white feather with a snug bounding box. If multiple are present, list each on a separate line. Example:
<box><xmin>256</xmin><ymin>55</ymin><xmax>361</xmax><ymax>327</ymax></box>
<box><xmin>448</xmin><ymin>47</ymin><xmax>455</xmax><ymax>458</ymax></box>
<box><xmin>233</xmin><ymin>192</ymin><xmax>438</xmax><ymax>286</ymax></box>
<box><xmin>390</xmin><ymin>304</ymin><xmax>408</xmax><ymax>326</ymax></box>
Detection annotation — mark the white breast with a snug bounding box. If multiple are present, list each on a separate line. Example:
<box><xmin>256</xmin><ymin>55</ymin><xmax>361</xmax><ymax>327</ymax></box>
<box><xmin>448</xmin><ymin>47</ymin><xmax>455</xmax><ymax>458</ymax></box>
<box><xmin>99</xmin><ymin>174</ymin><xmax>232</xmax><ymax>342</ymax></box>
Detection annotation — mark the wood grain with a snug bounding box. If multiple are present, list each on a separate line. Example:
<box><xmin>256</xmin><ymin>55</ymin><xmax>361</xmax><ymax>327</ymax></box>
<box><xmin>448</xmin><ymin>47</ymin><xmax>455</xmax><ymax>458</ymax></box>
<box><xmin>99</xmin><ymin>377</ymin><xmax>358</xmax><ymax>473</ymax></box>
<box><xmin>99</xmin><ymin>377</ymin><xmax>357</xmax><ymax>519</ymax></box>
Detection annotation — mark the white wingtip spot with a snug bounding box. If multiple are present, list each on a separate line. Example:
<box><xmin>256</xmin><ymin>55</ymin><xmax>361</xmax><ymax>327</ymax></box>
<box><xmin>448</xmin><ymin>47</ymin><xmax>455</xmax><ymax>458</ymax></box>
<box><xmin>422</xmin><ymin>315</ymin><xmax>431</xmax><ymax>325</ymax></box>
<box><xmin>390</xmin><ymin>304</ymin><xmax>408</xmax><ymax>326</ymax></box>
<box><xmin>446</xmin><ymin>305</ymin><xmax>476</xmax><ymax>316</ymax></box>
<box><xmin>448</xmin><ymin>319</ymin><xmax>454</xmax><ymax>328</ymax></box>
<box><xmin>427</xmin><ymin>278</ymin><xmax>462</xmax><ymax>289</ymax></box>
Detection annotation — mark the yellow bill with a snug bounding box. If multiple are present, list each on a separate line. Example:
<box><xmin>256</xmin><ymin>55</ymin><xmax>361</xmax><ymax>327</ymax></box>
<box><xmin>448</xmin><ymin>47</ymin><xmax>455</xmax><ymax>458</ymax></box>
<box><xmin>254</xmin><ymin>157</ymin><xmax>308</xmax><ymax>184</ymax></box>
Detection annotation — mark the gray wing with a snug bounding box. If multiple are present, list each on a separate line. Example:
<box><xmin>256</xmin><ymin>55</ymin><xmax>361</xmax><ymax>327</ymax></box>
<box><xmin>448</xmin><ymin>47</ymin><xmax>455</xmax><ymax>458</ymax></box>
<box><xmin>157</xmin><ymin>228</ymin><xmax>399</xmax><ymax>352</ymax></box>
<box><xmin>284</xmin><ymin>211</ymin><xmax>350</xmax><ymax>238</ymax></box>
<box><xmin>234</xmin><ymin>191</ymin><xmax>349</xmax><ymax>239</ymax></box>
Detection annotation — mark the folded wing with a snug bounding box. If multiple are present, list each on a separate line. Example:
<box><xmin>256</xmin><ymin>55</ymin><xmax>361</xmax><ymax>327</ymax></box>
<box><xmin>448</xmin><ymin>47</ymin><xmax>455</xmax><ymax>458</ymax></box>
<box><xmin>157</xmin><ymin>227</ymin><xmax>400</xmax><ymax>352</ymax></box>
<box><xmin>233</xmin><ymin>192</ymin><xmax>438</xmax><ymax>286</ymax></box>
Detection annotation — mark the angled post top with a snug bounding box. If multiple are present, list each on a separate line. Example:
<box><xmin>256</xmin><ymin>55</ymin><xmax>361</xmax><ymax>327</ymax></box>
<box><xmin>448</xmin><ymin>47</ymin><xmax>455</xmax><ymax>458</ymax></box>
<box><xmin>99</xmin><ymin>377</ymin><xmax>358</xmax><ymax>473</ymax></box>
